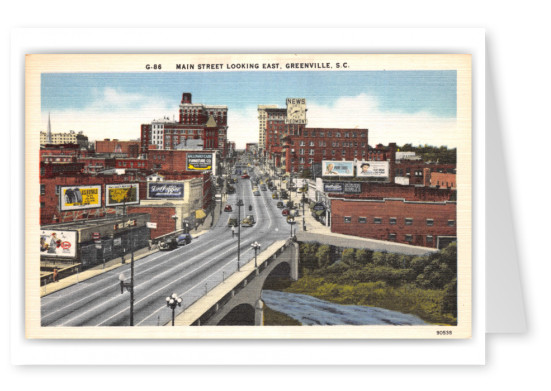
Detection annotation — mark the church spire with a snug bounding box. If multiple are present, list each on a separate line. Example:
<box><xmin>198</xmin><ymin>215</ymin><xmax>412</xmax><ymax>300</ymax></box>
<box><xmin>46</xmin><ymin>112</ymin><xmax>52</xmax><ymax>143</ymax></box>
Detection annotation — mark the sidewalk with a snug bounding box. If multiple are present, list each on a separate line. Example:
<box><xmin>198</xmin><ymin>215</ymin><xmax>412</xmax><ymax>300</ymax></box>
<box><xmin>282</xmin><ymin>180</ymin><xmax>331</xmax><ymax>235</ymax></box>
<box><xmin>40</xmin><ymin>246</ymin><xmax>161</xmax><ymax>298</ymax></box>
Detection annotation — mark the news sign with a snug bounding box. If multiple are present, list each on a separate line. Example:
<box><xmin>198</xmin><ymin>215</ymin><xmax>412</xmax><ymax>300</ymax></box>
<box><xmin>60</xmin><ymin>185</ymin><xmax>102</xmax><ymax>211</ymax></box>
<box><xmin>186</xmin><ymin>153</ymin><xmax>213</xmax><ymax>171</ymax></box>
<box><xmin>106</xmin><ymin>183</ymin><xmax>140</xmax><ymax>207</ymax></box>
<box><xmin>322</xmin><ymin>160</ymin><xmax>354</xmax><ymax>177</ymax></box>
<box><xmin>356</xmin><ymin>161</ymin><xmax>389</xmax><ymax>178</ymax></box>
<box><xmin>40</xmin><ymin>230</ymin><xmax>77</xmax><ymax>258</ymax></box>
<box><xmin>147</xmin><ymin>182</ymin><xmax>184</xmax><ymax>199</ymax></box>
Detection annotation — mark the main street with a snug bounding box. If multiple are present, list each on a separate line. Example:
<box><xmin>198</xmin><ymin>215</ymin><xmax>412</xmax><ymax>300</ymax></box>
<box><xmin>40</xmin><ymin>165</ymin><xmax>293</xmax><ymax>327</ymax></box>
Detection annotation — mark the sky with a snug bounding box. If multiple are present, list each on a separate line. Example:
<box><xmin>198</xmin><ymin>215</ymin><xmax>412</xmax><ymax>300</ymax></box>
<box><xmin>41</xmin><ymin>71</ymin><xmax>458</xmax><ymax>149</ymax></box>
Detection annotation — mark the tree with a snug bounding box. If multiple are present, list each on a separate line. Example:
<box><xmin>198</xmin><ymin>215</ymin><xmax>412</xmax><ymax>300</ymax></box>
<box><xmin>341</xmin><ymin>248</ymin><xmax>357</xmax><ymax>266</ymax></box>
<box><xmin>442</xmin><ymin>278</ymin><xmax>457</xmax><ymax>316</ymax></box>
<box><xmin>372</xmin><ymin>252</ymin><xmax>386</xmax><ymax>266</ymax></box>
<box><xmin>355</xmin><ymin>249</ymin><xmax>372</xmax><ymax>265</ymax></box>
<box><xmin>316</xmin><ymin>245</ymin><xmax>333</xmax><ymax>268</ymax></box>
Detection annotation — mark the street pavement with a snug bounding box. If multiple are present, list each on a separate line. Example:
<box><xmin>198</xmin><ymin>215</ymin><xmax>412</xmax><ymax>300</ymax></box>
<box><xmin>40</xmin><ymin>166</ymin><xmax>292</xmax><ymax>327</ymax></box>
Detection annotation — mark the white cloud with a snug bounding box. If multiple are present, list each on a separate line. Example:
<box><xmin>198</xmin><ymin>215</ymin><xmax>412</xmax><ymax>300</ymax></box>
<box><xmin>306</xmin><ymin>94</ymin><xmax>459</xmax><ymax>148</ymax></box>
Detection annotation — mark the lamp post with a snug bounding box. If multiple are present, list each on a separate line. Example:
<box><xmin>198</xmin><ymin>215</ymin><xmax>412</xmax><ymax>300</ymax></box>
<box><xmin>251</xmin><ymin>241</ymin><xmax>261</xmax><ymax>268</ymax></box>
<box><xmin>236</xmin><ymin>199</ymin><xmax>244</xmax><ymax>271</ymax></box>
<box><xmin>171</xmin><ymin>215</ymin><xmax>178</xmax><ymax>232</ymax></box>
<box><xmin>118</xmin><ymin>272</ymin><xmax>134</xmax><ymax>326</ymax></box>
<box><xmin>166</xmin><ymin>292</ymin><xmax>182</xmax><ymax>326</ymax></box>
<box><xmin>302</xmin><ymin>191</ymin><xmax>306</xmax><ymax>231</ymax></box>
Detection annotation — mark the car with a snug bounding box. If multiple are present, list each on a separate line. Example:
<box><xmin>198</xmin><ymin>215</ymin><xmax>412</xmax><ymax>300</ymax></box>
<box><xmin>276</xmin><ymin>201</ymin><xmax>284</xmax><ymax>209</ymax></box>
<box><xmin>280</xmin><ymin>190</ymin><xmax>289</xmax><ymax>200</ymax></box>
<box><xmin>272</xmin><ymin>192</ymin><xmax>279</xmax><ymax>199</ymax></box>
<box><xmin>227</xmin><ymin>217</ymin><xmax>238</xmax><ymax>227</ymax></box>
<box><xmin>286</xmin><ymin>201</ymin><xmax>295</xmax><ymax>209</ymax></box>
<box><xmin>241</xmin><ymin>174</ymin><xmax>250</xmax><ymax>179</ymax></box>
<box><xmin>253</xmin><ymin>190</ymin><xmax>260</xmax><ymax>196</ymax></box>
<box><xmin>176</xmin><ymin>233</ymin><xmax>192</xmax><ymax>246</ymax></box>
<box><xmin>159</xmin><ymin>238</ymin><xmax>178</xmax><ymax>251</ymax></box>
<box><xmin>260</xmin><ymin>185</ymin><xmax>267</xmax><ymax>191</ymax></box>
<box><xmin>224</xmin><ymin>204</ymin><xmax>233</xmax><ymax>212</ymax></box>
<box><xmin>282</xmin><ymin>208</ymin><xmax>290</xmax><ymax>216</ymax></box>
<box><xmin>245</xmin><ymin>215</ymin><xmax>256</xmax><ymax>225</ymax></box>
<box><xmin>241</xmin><ymin>218</ymin><xmax>254</xmax><ymax>227</ymax></box>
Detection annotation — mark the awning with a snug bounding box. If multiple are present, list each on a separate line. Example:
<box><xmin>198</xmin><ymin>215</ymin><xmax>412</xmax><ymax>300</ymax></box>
<box><xmin>195</xmin><ymin>209</ymin><xmax>207</xmax><ymax>219</ymax></box>
<box><xmin>315</xmin><ymin>210</ymin><xmax>325</xmax><ymax>216</ymax></box>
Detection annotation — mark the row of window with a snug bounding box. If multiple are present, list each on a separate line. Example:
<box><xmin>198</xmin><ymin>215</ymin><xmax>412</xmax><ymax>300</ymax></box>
<box><xmin>296</xmin><ymin>149</ymin><xmax>365</xmax><ymax>156</ymax></box>
<box><xmin>343</xmin><ymin>216</ymin><xmax>455</xmax><ymax>226</ymax></box>
<box><xmin>386</xmin><ymin>233</ymin><xmax>435</xmax><ymax>243</ymax></box>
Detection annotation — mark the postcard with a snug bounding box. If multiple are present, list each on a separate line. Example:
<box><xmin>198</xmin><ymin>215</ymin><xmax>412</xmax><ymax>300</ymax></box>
<box><xmin>26</xmin><ymin>53</ymin><xmax>471</xmax><ymax>339</ymax></box>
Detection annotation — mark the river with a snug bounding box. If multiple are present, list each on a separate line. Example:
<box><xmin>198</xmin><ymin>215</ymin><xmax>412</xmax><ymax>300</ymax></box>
<box><xmin>261</xmin><ymin>290</ymin><xmax>427</xmax><ymax>326</ymax></box>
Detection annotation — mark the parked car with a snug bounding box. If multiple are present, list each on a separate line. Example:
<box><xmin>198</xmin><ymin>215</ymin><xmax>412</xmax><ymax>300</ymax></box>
<box><xmin>260</xmin><ymin>184</ymin><xmax>267</xmax><ymax>191</ymax></box>
<box><xmin>280</xmin><ymin>190</ymin><xmax>289</xmax><ymax>199</ymax></box>
<box><xmin>176</xmin><ymin>233</ymin><xmax>192</xmax><ymax>246</ymax></box>
<box><xmin>241</xmin><ymin>173</ymin><xmax>250</xmax><ymax>179</ymax></box>
<box><xmin>224</xmin><ymin>204</ymin><xmax>233</xmax><ymax>212</ymax></box>
<box><xmin>227</xmin><ymin>217</ymin><xmax>238</xmax><ymax>227</ymax></box>
<box><xmin>253</xmin><ymin>190</ymin><xmax>260</xmax><ymax>196</ymax></box>
<box><xmin>272</xmin><ymin>192</ymin><xmax>279</xmax><ymax>199</ymax></box>
<box><xmin>245</xmin><ymin>215</ymin><xmax>256</xmax><ymax>225</ymax></box>
<box><xmin>159</xmin><ymin>238</ymin><xmax>178</xmax><ymax>251</ymax></box>
<box><xmin>241</xmin><ymin>217</ymin><xmax>254</xmax><ymax>227</ymax></box>
<box><xmin>276</xmin><ymin>201</ymin><xmax>285</xmax><ymax>209</ymax></box>
<box><xmin>282</xmin><ymin>208</ymin><xmax>290</xmax><ymax>216</ymax></box>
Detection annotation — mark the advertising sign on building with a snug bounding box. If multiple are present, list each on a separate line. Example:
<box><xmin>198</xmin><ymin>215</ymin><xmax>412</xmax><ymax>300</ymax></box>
<box><xmin>323</xmin><ymin>183</ymin><xmax>344</xmax><ymax>193</ymax></box>
<box><xmin>186</xmin><ymin>153</ymin><xmax>213</xmax><ymax>171</ymax></box>
<box><xmin>40</xmin><ymin>230</ymin><xmax>77</xmax><ymax>258</ymax></box>
<box><xmin>322</xmin><ymin>160</ymin><xmax>354</xmax><ymax>177</ymax></box>
<box><xmin>105</xmin><ymin>183</ymin><xmax>140</xmax><ymax>207</ymax></box>
<box><xmin>356</xmin><ymin>161</ymin><xmax>389</xmax><ymax>177</ymax></box>
<box><xmin>344</xmin><ymin>182</ymin><xmax>362</xmax><ymax>193</ymax></box>
<box><xmin>59</xmin><ymin>185</ymin><xmax>102</xmax><ymax>211</ymax></box>
<box><xmin>147</xmin><ymin>182</ymin><xmax>184</xmax><ymax>199</ymax></box>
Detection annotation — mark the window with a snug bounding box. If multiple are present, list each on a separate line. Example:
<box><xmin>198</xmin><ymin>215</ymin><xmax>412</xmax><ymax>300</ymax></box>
<box><xmin>332</xmin><ymin>150</ymin><xmax>336</xmax><ymax>155</ymax></box>
<box><xmin>426</xmin><ymin>219</ymin><xmax>434</xmax><ymax>226</ymax></box>
<box><xmin>336</xmin><ymin>132</ymin><xmax>341</xmax><ymax>137</ymax></box>
<box><xmin>358</xmin><ymin>217</ymin><xmax>367</xmax><ymax>223</ymax></box>
<box><xmin>300</xmin><ymin>149</ymin><xmax>305</xmax><ymax>155</ymax></box>
<box><xmin>388</xmin><ymin>233</ymin><xmax>397</xmax><ymax>240</ymax></box>
<box><xmin>309</xmin><ymin>149</ymin><xmax>315</xmax><ymax>155</ymax></box>
<box><xmin>40</xmin><ymin>184</ymin><xmax>45</xmax><ymax>195</ymax></box>
<box><xmin>389</xmin><ymin>217</ymin><xmax>397</xmax><ymax>225</ymax></box>
<box><xmin>55</xmin><ymin>185</ymin><xmax>60</xmax><ymax>195</ymax></box>
<box><xmin>448</xmin><ymin>220</ymin><xmax>456</xmax><ymax>226</ymax></box>
<box><xmin>405</xmin><ymin>218</ymin><xmax>413</xmax><ymax>225</ymax></box>
<box><xmin>327</xmin><ymin>131</ymin><xmax>332</xmax><ymax>137</ymax></box>
<box><xmin>426</xmin><ymin>235</ymin><xmax>434</xmax><ymax>244</ymax></box>
<box><xmin>373</xmin><ymin>217</ymin><xmax>382</xmax><ymax>224</ymax></box>
<box><xmin>344</xmin><ymin>216</ymin><xmax>352</xmax><ymax>223</ymax></box>
<box><xmin>300</xmin><ymin>141</ymin><xmax>305</xmax><ymax>146</ymax></box>
<box><xmin>405</xmin><ymin>234</ymin><xmax>413</xmax><ymax>242</ymax></box>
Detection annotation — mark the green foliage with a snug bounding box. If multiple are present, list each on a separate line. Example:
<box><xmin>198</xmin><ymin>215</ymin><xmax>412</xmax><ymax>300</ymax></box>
<box><xmin>398</xmin><ymin>144</ymin><xmax>457</xmax><ymax>165</ymax></box>
<box><xmin>294</xmin><ymin>242</ymin><xmax>459</xmax><ymax>324</ymax></box>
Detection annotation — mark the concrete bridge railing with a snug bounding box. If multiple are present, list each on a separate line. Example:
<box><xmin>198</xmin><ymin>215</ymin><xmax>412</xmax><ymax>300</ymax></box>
<box><xmin>172</xmin><ymin>239</ymin><xmax>299</xmax><ymax>326</ymax></box>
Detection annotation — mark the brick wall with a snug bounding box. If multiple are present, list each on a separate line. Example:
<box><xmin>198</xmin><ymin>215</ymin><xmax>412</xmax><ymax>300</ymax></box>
<box><xmin>331</xmin><ymin>198</ymin><xmax>457</xmax><ymax>248</ymax></box>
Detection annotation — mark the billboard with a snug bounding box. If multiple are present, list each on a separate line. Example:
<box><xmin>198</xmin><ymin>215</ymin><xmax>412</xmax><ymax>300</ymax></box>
<box><xmin>59</xmin><ymin>185</ymin><xmax>102</xmax><ymax>211</ymax></box>
<box><xmin>40</xmin><ymin>230</ymin><xmax>77</xmax><ymax>258</ymax></box>
<box><xmin>322</xmin><ymin>160</ymin><xmax>354</xmax><ymax>177</ymax></box>
<box><xmin>147</xmin><ymin>182</ymin><xmax>184</xmax><ymax>199</ymax></box>
<box><xmin>356</xmin><ymin>161</ymin><xmax>389</xmax><ymax>178</ymax></box>
<box><xmin>323</xmin><ymin>182</ymin><xmax>362</xmax><ymax>194</ymax></box>
<box><xmin>105</xmin><ymin>183</ymin><xmax>140</xmax><ymax>207</ymax></box>
<box><xmin>187</xmin><ymin>153</ymin><xmax>213</xmax><ymax>171</ymax></box>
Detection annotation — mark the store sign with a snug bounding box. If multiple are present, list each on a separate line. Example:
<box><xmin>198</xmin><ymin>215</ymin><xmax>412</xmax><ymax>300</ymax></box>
<box><xmin>344</xmin><ymin>182</ymin><xmax>362</xmax><ymax>194</ymax></box>
<box><xmin>324</xmin><ymin>183</ymin><xmax>344</xmax><ymax>193</ymax></box>
<box><xmin>40</xmin><ymin>230</ymin><xmax>77</xmax><ymax>258</ymax></box>
<box><xmin>356</xmin><ymin>161</ymin><xmax>389</xmax><ymax>178</ymax></box>
<box><xmin>113</xmin><ymin>219</ymin><xmax>136</xmax><ymax>230</ymax></box>
<box><xmin>146</xmin><ymin>222</ymin><xmax>157</xmax><ymax>229</ymax></box>
<box><xmin>322</xmin><ymin>160</ymin><xmax>354</xmax><ymax>177</ymax></box>
<box><xmin>147</xmin><ymin>182</ymin><xmax>184</xmax><ymax>199</ymax></box>
<box><xmin>59</xmin><ymin>185</ymin><xmax>102</xmax><ymax>211</ymax></box>
<box><xmin>106</xmin><ymin>183</ymin><xmax>140</xmax><ymax>206</ymax></box>
<box><xmin>313</xmin><ymin>203</ymin><xmax>326</xmax><ymax>211</ymax></box>
<box><xmin>186</xmin><ymin>153</ymin><xmax>213</xmax><ymax>171</ymax></box>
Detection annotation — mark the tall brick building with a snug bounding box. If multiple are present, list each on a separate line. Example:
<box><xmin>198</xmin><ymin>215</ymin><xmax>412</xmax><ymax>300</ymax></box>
<box><xmin>261</xmin><ymin>98</ymin><xmax>369</xmax><ymax>174</ymax></box>
<box><xmin>140</xmin><ymin>92</ymin><xmax>228</xmax><ymax>157</ymax></box>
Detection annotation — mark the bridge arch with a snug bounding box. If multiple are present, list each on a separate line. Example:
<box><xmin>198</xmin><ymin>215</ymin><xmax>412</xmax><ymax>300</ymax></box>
<box><xmin>217</xmin><ymin>303</ymin><xmax>255</xmax><ymax>325</ymax></box>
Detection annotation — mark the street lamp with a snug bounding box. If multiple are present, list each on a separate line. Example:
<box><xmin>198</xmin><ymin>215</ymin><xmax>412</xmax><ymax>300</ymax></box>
<box><xmin>236</xmin><ymin>199</ymin><xmax>244</xmax><ymax>271</ymax></box>
<box><xmin>250</xmin><ymin>241</ymin><xmax>261</xmax><ymax>268</ymax></box>
<box><xmin>118</xmin><ymin>272</ymin><xmax>134</xmax><ymax>326</ymax></box>
<box><xmin>302</xmin><ymin>191</ymin><xmax>306</xmax><ymax>231</ymax></box>
<box><xmin>171</xmin><ymin>215</ymin><xmax>178</xmax><ymax>232</ymax></box>
<box><xmin>166</xmin><ymin>292</ymin><xmax>183</xmax><ymax>326</ymax></box>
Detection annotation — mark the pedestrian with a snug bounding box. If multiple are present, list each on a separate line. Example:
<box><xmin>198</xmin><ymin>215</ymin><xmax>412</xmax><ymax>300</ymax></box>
<box><xmin>231</xmin><ymin>225</ymin><xmax>235</xmax><ymax>238</ymax></box>
<box><xmin>53</xmin><ymin>268</ymin><xmax>58</xmax><ymax>283</ymax></box>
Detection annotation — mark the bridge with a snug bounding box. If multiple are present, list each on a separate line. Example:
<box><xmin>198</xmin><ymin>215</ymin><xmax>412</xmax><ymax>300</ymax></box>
<box><xmin>172</xmin><ymin>239</ymin><xmax>298</xmax><ymax>326</ymax></box>
<box><xmin>170</xmin><ymin>232</ymin><xmax>436</xmax><ymax>326</ymax></box>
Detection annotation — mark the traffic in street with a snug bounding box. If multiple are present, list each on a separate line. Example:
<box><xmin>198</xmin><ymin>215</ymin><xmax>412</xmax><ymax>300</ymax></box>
<box><xmin>40</xmin><ymin>162</ymin><xmax>297</xmax><ymax>327</ymax></box>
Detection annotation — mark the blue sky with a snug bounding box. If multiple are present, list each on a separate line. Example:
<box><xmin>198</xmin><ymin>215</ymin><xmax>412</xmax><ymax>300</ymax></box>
<box><xmin>41</xmin><ymin>71</ymin><xmax>458</xmax><ymax>148</ymax></box>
